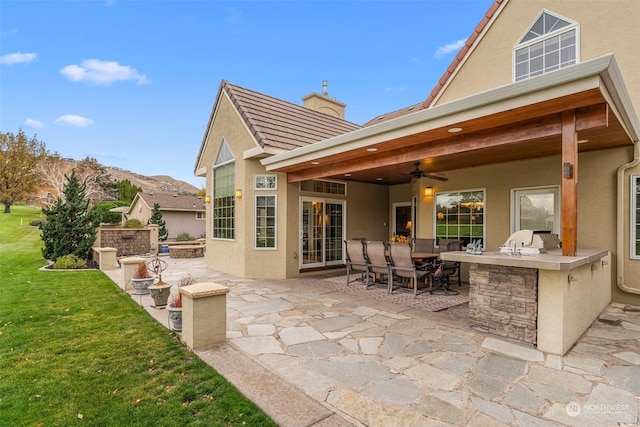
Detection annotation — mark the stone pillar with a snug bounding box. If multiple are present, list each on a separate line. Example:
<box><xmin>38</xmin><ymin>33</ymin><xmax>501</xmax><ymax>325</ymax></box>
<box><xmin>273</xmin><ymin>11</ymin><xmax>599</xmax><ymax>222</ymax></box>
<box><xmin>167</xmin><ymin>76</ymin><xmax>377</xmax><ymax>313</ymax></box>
<box><xmin>180</xmin><ymin>282</ymin><xmax>229</xmax><ymax>350</ymax></box>
<box><xmin>120</xmin><ymin>257</ymin><xmax>146</xmax><ymax>291</ymax></box>
<box><xmin>147</xmin><ymin>224</ymin><xmax>159</xmax><ymax>254</ymax></box>
<box><xmin>98</xmin><ymin>247</ymin><xmax>118</xmax><ymax>270</ymax></box>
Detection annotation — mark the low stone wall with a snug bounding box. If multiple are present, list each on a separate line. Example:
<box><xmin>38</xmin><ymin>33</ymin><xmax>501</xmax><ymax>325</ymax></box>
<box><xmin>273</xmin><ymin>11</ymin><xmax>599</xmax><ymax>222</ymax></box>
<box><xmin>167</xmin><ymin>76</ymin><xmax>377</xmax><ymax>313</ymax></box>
<box><xmin>169</xmin><ymin>245</ymin><xmax>204</xmax><ymax>258</ymax></box>
<box><xmin>468</xmin><ymin>264</ymin><xmax>538</xmax><ymax>346</ymax></box>
<box><xmin>98</xmin><ymin>228</ymin><xmax>151</xmax><ymax>256</ymax></box>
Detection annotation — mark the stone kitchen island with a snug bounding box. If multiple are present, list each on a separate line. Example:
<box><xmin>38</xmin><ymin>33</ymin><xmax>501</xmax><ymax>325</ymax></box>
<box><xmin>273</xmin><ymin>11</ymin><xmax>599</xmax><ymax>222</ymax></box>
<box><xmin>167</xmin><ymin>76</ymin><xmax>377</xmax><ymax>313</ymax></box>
<box><xmin>440</xmin><ymin>249</ymin><xmax>610</xmax><ymax>355</ymax></box>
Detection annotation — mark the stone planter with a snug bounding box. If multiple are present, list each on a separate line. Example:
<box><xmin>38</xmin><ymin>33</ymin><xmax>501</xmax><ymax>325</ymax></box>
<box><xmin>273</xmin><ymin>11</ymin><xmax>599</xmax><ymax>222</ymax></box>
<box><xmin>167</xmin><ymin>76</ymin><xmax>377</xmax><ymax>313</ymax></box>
<box><xmin>149</xmin><ymin>283</ymin><xmax>171</xmax><ymax>308</ymax></box>
<box><xmin>167</xmin><ymin>305</ymin><xmax>182</xmax><ymax>332</ymax></box>
<box><xmin>131</xmin><ymin>277</ymin><xmax>154</xmax><ymax>295</ymax></box>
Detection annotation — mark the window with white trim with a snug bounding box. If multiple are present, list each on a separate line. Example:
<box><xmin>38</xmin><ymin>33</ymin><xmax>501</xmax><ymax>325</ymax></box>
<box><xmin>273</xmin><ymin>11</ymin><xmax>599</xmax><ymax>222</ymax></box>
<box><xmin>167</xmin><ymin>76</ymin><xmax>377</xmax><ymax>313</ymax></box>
<box><xmin>255</xmin><ymin>195</ymin><xmax>276</xmax><ymax>249</ymax></box>
<box><xmin>212</xmin><ymin>140</ymin><xmax>235</xmax><ymax>239</ymax></box>
<box><xmin>196</xmin><ymin>212</ymin><xmax>205</xmax><ymax>220</ymax></box>
<box><xmin>435</xmin><ymin>189</ymin><xmax>485</xmax><ymax>247</ymax></box>
<box><xmin>632</xmin><ymin>175</ymin><xmax>640</xmax><ymax>259</ymax></box>
<box><xmin>514</xmin><ymin>11</ymin><xmax>578</xmax><ymax>81</ymax></box>
<box><xmin>300</xmin><ymin>179</ymin><xmax>346</xmax><ymax>195</ymax></box>
<box><xmin>255</xmin><ymin>174</ymin><xmax>277</xmax><ymax>190</ymax></box>
<box><xmin>511</xmin><ymin>186</ymin><xmax>560</xmax><ymax>236</ymax></box>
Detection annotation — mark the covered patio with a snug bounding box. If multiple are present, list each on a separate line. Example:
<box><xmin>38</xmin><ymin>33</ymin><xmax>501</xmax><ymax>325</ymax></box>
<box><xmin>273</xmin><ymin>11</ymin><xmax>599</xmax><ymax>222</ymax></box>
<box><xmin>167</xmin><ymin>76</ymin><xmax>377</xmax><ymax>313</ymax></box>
<box><xmin>262</xmin><ymin>55</ymin><xmax>640</xmax><ymax>355</ymax></box>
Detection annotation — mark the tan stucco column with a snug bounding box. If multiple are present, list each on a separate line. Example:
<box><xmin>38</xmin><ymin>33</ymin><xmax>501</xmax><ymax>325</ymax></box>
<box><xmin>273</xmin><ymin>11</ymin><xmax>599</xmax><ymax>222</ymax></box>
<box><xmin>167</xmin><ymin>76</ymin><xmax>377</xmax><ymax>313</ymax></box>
<box><xmin>180</xmin><ymin>282</ymin><xmax>229</xmax><ymax>350</ymax></box>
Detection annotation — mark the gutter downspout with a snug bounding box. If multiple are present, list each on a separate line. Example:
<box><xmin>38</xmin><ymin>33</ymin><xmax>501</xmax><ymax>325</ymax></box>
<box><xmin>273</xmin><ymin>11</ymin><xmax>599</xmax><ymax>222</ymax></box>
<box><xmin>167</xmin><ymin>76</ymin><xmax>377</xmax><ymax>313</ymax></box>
<box><xmin>617</xmin><ymin>140</ymin><xmax>640</xmax><ymax>294</ymax></box>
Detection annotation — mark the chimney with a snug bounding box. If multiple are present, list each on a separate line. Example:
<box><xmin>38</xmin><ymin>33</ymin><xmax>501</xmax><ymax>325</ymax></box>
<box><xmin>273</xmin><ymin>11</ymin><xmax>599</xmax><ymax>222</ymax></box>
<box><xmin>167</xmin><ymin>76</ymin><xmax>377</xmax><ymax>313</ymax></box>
<box><xmin>302</xmin><ymin>81</ymin><xmax>346</xmax><ymax>119</ymax></box>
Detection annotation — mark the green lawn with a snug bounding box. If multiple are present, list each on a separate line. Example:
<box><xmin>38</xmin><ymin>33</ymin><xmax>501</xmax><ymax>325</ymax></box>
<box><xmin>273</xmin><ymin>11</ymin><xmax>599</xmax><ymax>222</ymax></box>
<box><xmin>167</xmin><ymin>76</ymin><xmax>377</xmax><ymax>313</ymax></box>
<box><xmin>0</xmin><ymin>206</ymin><xmax>276</xmax><ymax>426</ymax></box>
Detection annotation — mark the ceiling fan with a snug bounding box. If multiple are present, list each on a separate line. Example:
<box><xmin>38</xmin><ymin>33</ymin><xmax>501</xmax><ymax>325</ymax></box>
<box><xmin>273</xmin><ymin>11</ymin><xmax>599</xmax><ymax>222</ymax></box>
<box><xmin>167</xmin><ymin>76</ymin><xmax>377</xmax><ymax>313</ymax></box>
<box><xmin>409</xmin><ymin>162</ymin><xmax>448</xmax><ymax>182</ymax></box>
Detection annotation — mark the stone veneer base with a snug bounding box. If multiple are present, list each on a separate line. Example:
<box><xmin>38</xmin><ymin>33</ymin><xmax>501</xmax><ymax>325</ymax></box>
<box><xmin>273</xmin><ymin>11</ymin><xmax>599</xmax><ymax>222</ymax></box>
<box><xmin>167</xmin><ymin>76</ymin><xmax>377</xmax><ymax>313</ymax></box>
<box><xmin>469</xmin><ymin>264</ymin><xmax>538</xmax><ymax>346</ymax></box>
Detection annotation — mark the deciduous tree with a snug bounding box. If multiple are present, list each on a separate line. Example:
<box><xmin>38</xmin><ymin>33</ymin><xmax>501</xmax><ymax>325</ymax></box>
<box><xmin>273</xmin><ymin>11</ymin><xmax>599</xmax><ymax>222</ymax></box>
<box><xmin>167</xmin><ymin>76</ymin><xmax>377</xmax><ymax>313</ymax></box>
<box><xmin>0</xmin><ymin>129</ymin><xmax>47</xmax><ymax>213</ymax></box>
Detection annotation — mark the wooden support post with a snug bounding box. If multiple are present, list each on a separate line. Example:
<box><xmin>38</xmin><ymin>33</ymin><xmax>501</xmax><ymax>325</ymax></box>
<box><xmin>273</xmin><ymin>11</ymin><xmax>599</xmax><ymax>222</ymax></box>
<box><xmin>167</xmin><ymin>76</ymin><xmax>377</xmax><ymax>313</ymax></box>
<box><xmin>561</xmin><ymin>111</ymin><xmax>578</xmax><ymax>256</ymax></box>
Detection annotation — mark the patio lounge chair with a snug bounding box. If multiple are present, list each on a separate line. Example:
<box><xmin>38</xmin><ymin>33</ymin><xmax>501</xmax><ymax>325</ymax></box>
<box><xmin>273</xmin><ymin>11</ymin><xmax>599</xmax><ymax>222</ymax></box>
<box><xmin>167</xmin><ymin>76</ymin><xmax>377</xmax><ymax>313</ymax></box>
<box><xmin>365</xmin><ymin>241</ymin><xmax>391</xmax><ymax>290</ymax></box>
<box><xmin>345</xmin><ymin>240</ymin><xmax>370</xmax><ymax>286</ymax></box>
<box><xmin>388</xmin><ymin>242</ymin><xmax>431</xmax><ymax>298</ymax></box>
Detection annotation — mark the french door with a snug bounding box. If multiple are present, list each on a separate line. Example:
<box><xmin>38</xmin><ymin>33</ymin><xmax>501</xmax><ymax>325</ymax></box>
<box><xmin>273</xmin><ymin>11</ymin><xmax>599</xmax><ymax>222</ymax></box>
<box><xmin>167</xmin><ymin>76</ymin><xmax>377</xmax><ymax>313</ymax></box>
<box><xmin>300</xmin><ymin>198</ymin><xmax>345</xmax><ymax>269</ymax></box>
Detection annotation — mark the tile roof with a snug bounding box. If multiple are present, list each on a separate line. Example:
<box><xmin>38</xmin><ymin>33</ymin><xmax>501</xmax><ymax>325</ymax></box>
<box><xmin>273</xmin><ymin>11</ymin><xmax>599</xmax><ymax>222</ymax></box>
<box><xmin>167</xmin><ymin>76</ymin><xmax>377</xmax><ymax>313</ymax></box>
<box><xmin>362</xmin><ymin>0</ymin><xmax>504</xmax><ymax>127</ymax></box>
<box><xmin>222</xmin><ymin>81</ymin><xmax>361</xmax><ymax>151</ymax></box>
<box><xmin>138</xmin><ymin>192</ymin><xmax>206</xmax><ymax>212</ymax></box>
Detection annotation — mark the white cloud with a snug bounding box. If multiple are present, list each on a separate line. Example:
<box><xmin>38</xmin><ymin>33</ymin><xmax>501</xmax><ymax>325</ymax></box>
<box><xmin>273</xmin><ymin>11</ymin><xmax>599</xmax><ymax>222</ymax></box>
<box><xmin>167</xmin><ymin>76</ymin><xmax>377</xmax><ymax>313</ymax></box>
<box><xmin>60</xmin><ymin>59</ymin><xmax>150</xmax><ymax>85</ymax></box>
<box><xmin>434</xmin><ymin>39</ymin><xmax>467</xmax><ymax>58</ymax></box>
<box><xmin>0</xmin><ymin>52</ymin><xmax>37</xmax><ymax>65</ymax></box>
<box><xmin>24</xmin><ymin>118</ymin><xmax>44</xmax><ymax>129</ymax></box>
<box><xmin>55</xmin><ymin>115</ymin><xmax>95</xmax><ymax>127</ymax></box>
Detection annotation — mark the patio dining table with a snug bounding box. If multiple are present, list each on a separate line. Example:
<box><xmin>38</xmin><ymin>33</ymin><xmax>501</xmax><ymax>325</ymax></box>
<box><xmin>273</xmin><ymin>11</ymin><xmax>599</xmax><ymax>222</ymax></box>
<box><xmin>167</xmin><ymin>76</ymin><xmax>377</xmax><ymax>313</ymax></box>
<box><xmin>410</xmin><ymin>252</ymin><xmax>439</xmax><ymax>262</ymax></box>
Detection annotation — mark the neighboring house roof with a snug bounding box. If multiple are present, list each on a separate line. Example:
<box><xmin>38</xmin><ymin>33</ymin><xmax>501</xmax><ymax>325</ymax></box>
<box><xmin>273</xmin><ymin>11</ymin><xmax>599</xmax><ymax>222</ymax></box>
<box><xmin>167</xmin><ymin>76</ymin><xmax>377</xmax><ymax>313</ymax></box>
<box><xmin>128</xmin><ymin>192</ymin><xmax>206</xmax><ymax>214</ymax></box>
<box><xmin>362</xmin><ymin>0</ymin><xmax>505</xmax><ymax>127</ymax></box>
<box><xmin>222</xmin><ymin>80</ymin><xmax>361</xmax><ymax>151</ymax></box>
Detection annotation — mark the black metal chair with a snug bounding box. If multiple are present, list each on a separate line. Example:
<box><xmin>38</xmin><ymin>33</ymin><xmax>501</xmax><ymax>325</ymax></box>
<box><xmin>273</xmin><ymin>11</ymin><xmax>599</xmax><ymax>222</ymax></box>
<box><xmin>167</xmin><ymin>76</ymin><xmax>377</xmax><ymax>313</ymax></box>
<box><xmin>438</xmin><ymin>239</ymin><xmax>463</xmax><ymax>286</ymax></box>
<box><xmin>429</xmin><ymin>259</ymin><xmax>460</xmax><ymax>295</ymax></box>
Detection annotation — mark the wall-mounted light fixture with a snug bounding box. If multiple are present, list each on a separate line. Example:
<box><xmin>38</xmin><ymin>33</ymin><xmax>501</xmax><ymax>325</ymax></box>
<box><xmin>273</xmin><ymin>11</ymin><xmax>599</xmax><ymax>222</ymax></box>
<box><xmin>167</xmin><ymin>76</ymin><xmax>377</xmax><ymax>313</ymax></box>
<box><xmin>424</xmin><ymin>186</ymin><xmax>434</xmax><ymax>197</ymax></box>
<box><xmin>204</xmin><ymin>195</ymin><xmax>211</xmax><ymax>203</ymax></box>
<box><xmin>235</xmin><ymin>189</ymin><xmax>243</xmax><ymax>199</ymax></box>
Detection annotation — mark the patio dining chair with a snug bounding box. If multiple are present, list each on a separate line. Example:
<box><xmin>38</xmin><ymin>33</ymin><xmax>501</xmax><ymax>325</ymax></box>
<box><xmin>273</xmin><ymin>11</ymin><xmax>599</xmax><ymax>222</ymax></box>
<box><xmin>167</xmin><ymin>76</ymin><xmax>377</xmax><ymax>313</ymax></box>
<box><xmin>429</xmin><ymin>259</ymin><xmax>460</xmax><ymax>295</ymax></box>
<box><xmin>411</xmin><ymin>238</ymin><xmax>435</xmax><ymax>253</ymax></box>
<box><xmin>365</xmin><ymin>241</ymin><xmax>391</xmax><ymax>290</ymax></box>
<box><xmin>438</xmin><ymin>239</ymin><xmax>463</xmax><ymax>286</ymax></box>
<box><xmin>388</xmin><ymin>242</ymin><xmax>431</xmax><ymax>298</ymax></box>
<box><xmin>345</xmin><ymin>240</ymin><xmax>370</xmax><ymax>286</ymax></box>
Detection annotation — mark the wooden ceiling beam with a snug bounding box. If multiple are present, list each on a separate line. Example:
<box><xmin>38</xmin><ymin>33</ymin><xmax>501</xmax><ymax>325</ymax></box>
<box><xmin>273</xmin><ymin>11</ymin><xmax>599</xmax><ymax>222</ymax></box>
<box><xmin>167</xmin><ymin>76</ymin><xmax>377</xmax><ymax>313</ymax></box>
<box><xmin>286</xmin><ymin>104</ymin><xmax>608</xmax><ymax>183</ymax></box>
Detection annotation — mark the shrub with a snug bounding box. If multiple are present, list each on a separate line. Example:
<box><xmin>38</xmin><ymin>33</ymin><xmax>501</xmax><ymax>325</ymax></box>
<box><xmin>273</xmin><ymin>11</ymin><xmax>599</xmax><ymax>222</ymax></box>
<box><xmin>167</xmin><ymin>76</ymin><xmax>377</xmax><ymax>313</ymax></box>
<box><xmin>123</xmin><ymin>218</ymin><xmax>143</xmax><ymax>228</ymax></box>
<box><xmin>29</xmin><ymin>219</ymin><xmax>46</xmax><ymax>227</ymax></box>
<box><xmin>53</xmin><ymin>254</ymin><xmax>87</xmax><ymax>269</ymax></box>
<box><xmin>168</xmin><ymin>274</ymin><xmax>196</xmax><ymax>307</ymax></box>
<box><xmin>91</xmin><ymin>200</ymin><xmax>129</xmax><ymax>224</ymax></box>
<box><xmin>175</xmin><ymin>232</ymin><xmax>194</xmax><ymax>241</ymax></box>
<box><xmin>133</xmin><ymin>261</ymin><xmax>151</xmax><ymax>279</ymax></box>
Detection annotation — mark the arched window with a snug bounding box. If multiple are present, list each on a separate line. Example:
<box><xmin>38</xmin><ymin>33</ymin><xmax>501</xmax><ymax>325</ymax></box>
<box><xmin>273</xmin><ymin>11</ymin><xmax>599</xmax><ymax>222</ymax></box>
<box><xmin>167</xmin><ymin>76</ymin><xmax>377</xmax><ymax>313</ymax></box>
<box><xmin>212</xmin><ymin>140</ymin><xmax>235</xmax><ymax>239</ymax></box>
<box><xmin>514</xmin><ymin>10</ymin><xmax>578</xmax><ymax>81</ymax></box>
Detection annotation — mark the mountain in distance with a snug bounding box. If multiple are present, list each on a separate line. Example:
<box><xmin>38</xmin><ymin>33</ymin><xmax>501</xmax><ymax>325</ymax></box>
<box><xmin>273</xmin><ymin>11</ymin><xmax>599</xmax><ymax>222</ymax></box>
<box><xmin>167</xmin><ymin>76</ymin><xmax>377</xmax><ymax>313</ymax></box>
<box><xmin>105</xmin><ymin>165</ymin><xmax>202</xmax><ymax>194</ymax></box>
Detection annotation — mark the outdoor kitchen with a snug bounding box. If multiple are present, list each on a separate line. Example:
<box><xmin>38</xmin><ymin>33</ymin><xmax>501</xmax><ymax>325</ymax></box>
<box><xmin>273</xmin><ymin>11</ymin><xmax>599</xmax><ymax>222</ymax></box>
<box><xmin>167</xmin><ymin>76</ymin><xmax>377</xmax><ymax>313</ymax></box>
<box><xmin>440</xmin><ymin>230</ymin><xmax>611</xmax><ymax>356</ymax></box>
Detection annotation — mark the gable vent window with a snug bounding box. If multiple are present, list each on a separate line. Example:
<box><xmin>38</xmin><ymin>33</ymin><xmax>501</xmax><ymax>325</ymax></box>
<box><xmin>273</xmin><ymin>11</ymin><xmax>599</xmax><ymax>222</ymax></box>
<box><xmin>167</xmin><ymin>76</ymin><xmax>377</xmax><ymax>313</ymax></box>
<box><xmin>514</xmin><ymin>11</ymin><xmax>578</xmax><ymax>82</ymax></box>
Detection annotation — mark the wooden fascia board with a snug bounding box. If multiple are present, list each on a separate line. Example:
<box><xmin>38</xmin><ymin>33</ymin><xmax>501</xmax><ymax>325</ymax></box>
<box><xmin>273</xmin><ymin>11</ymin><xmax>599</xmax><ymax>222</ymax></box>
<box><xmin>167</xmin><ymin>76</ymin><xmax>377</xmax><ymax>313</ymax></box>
<box><xmin>263</xmin><ymin>55</ymin><xmax>614</xmax><ymax>173</ymax></box>
<box><xmin>285</xmin><ymin>104</ymin><xmax>608</xmax><ymax>183</ymax></box>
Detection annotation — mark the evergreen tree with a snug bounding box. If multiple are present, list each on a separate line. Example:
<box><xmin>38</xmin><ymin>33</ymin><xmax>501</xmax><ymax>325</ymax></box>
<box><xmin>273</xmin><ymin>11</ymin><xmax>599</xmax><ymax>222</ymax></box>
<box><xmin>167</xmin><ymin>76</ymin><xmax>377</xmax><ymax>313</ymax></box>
<box><xmin>148</xmin><ymin>203</ymin><xmax>168</xmax><ymax>241</ymax></box>
<box><xmin>40</xmin><ymin>170</ymin><xmax>99</xmax><ymax>261</ymax></box>
<box><xmin>115</xmin><ymin>179</ymin><xmax>141</xmax><ymax>204</ymax></box>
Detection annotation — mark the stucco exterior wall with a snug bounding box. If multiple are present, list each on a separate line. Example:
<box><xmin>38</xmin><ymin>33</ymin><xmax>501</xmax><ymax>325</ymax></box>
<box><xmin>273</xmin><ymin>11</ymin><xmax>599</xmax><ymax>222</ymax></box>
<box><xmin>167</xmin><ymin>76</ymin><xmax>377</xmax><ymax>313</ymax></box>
<box><xmin>411</xmin><ymin>147</ymin><xmax>629</xmax><ymax>296</ymax></box>
<box><xmin>202</xmin><ymin>92</ymin><xmax>255</xmax><ymax>278</ymax></box>
<box><xmin>432</xmin><ymin>0</ymin><xmax>640</xmax><ymax>302</ymax></box>
<box><xmin>163</xmin><ymin>211</ymin><xmax>205</xmax><ymax>240</ymax></box>
<box><xmin>436</xmin><ymin>0</ymin><xmax>640</xmax><ymax>109</ymax></box>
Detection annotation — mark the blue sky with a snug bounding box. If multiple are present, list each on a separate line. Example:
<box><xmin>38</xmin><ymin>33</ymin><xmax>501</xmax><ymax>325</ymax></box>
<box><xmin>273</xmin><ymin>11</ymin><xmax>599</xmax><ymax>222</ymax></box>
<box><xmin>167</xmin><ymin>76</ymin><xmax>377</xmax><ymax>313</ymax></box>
<box><xmin>1</xmin><ymin>0</ymin><xmax>493</xmax><ymax>188</ymax></box>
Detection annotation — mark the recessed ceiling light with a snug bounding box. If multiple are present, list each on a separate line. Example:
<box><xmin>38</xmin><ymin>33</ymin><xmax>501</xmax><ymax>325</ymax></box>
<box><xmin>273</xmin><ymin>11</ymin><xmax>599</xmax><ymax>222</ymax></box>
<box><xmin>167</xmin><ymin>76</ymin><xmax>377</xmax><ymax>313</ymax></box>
<box><xmin>376</xmin><ymin>177</ymin><xmax>383</xmax><ymax>181</ymax></box>
<box><xmin>366</xmin><ymin>147</ymin><xmax>378</xmax><ymax>152</ymax></box>
<box><xmin>344</xmin><ymin>173</ymin><xmax>351</xmax><ymax>177</ymax></box>
<box><xmin>310</xmin><ymin>161</ymin><xmax>320</xmax><ymax>165</ymax></box>
<box><xmin>577</xmin><ymin>139</ymin><xmax>589</xmax><ymax>144</ymax></box>
<box><xmin>448</xmin><ymin>127</ymin><xmax>463</xmax><ymax>133</ymax></box>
